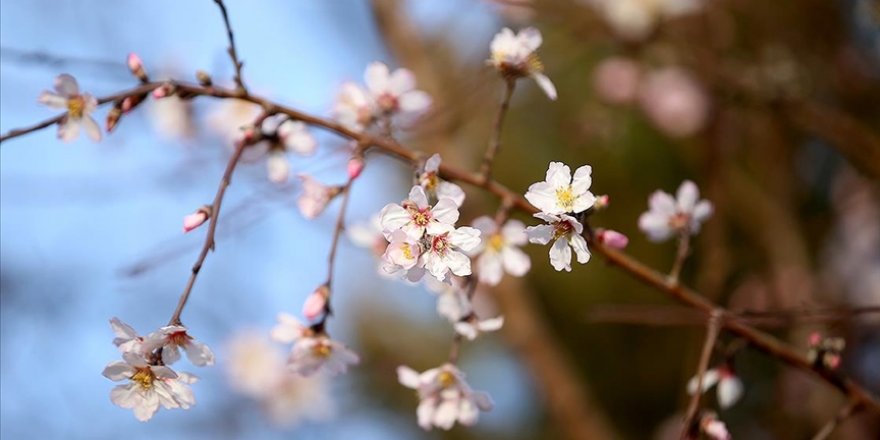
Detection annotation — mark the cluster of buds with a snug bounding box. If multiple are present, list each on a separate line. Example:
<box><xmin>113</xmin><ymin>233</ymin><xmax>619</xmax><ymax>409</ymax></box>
<box><xmin>807</xmin><ymin>332</ymin><xmax>845</xmax><ymax>370</ymax></box>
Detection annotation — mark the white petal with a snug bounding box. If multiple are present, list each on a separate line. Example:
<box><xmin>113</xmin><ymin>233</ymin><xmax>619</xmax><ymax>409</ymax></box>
<box><xmin>519</xmin><ymin>27</ymin><xmax>543</xmax><ymax>52</ymax></box>
<box><xmin>570</xmin><ymin>191</ymin><xmax>597</xmax><ymax>214</ymax></box>
<box><xmin>399</xmin><ymin>90</ymin><xmax>432</xmax><ymax>114</ymax></box>
<box><xmin>102</xmin><ymin>361</ymin><xmax>134</xmax><ymax>381</ymax></box>
<box><xmin>545</xmin><ymin>162</ymin><xmax>572</xmax><ymax>189</ymax></box>
<box><xmin>449</xmin><ymin>227</ymin><xmax>481</xmax><ymax>252</ymax></box>
<box><xmin>686</xmin><ymin>368</ymin><xmax>720</xmax><ymax>395</ymax></box>
<box><xmin>477</xmin><ymin>316</ymin><xmax>504</xmax><ymax>332</ymax></box>
<box><xmin>445</xmin><ymin>250</ymin><xmax>473</xmax><ymax>277</ymax></box>
<box><xmin>648</xmin><ymin>190</ymin><xmax>677</xmax><ymax>216</ymax></box>
<box><xmin>184</xmin><ymin>340</ymin><xmax>215</xmax><ymax>366</ymax></box>
<box><xmin>692</xmin><ymin>200</ymin><xmax>714</xmax><ymax>223</ymax></box>
<box><xmin>569</xmin><ymin>233</ymin><xmax>591</xmax><ymax>264</ymax></box>
<box><xmin>267</xmin><ymin>153</ymin><xmax>290</xmax><ymax>184</ymax></box>
<box><xmin>477</xmin><ymin>253</ymin><xmax>504</xmax><ymax>286</ymax></box>
<box><xmin>110</xmin><ymin>384</ymin><xmax>139</xmax><ymax>409</ymax></box>
<box><xmin>638</xmin><ymin>212</ymin><xmax>674</xmax><ymax>242</ymax></box>
<box><xmin>570</xmin><ymin>165</ymin><xmax>593</xmax><ymax>195</ymax></box>
<box><xmin>524</xmin><ymin>181</ymin><xmax>559</xmax><ymax>214</ymax></box>
<box><xmin>38</xmin><ymin>91</ymin><xmax>67</xmax><ymax>108</ymax></box>
<box><xmin>397</xmin><ymin>366</ymin><xmax>421</xmax><ymax>389</ymax></box>
<box><xmin>454</xmin><ymin>322</ymin><xmax>479</xmax><ymax>341</ymax></box>
<box><xmin>54</xmin><ymin>73</ymin><xmax>79</xmax><ymax>96</ymax></box>
<box><xmin>676</xmin><ymin>180</ymin><xmax>699</xmax><ymax>213</ymax></box>
<box><xmin>83</xmin><ymin>116</ymin><xmax>102</xmax><ymax>141</ymax></box>
<box><xmin>717</xmin><ymin>376</ymin><xmax>743</xmax><ymax>409</ymax></box>
<box><xmin>431</xmin><ymin>198</ymin><xmax>460</xmax><ymax>226</ymax></box>
<box><xmin>271</xmin><ymin>313</ymin><xmax>304</xmax><ymax>343</ymax></box>
<box><xmin>433</xmin><ymin>398</ymin><xmax>459</xmax><ymax>430</ymax></box>
<box><xmin>379</xmin><ymin>203</ymin><xmax>411</xmax><ymax>236</ymax></box>
<box><xmin>388</xmin><ymin>68</ymin><xmax>416</xmax><ymax>95</ymax></box>
<box><xmin>471</xmin><ymin>216</ymin><xmax>497</xmax><ymax>236</ymax></box>
<box><xmin>501</xmin><ymin>220</ymin><xmax>528</xmax><ymax>245</ymax></box>
<box><xmin>526</xmin><ymin>224</ymin><xmax>554</xmax><ymax>245</ymax></box>
<box><xmin>417</xmin><ymin>398</ymin><xmax>437</xmax><ymax>430</ymax></box>
<box><xmin>57</xmin><ymin>119</ymin><xmax>80</xmax><ymax>142</ymax></box>
<box><xmin>161</xmin><ymin>345</ymin><xmax>182</xmax><ymax>365</ymax></box>
<box><xmin>408</xmin><ymin>185</ymin><xmax>429</xmax><ymax>208</ymax></box>
<box><xmin>364</xmin><ymin>62</ymin><xmax>390</xmax><ymax>94</ymax></box>
<box><xmin>549</xmin><ymin>238</ymin><xmax>572</xmax><ymax>271</ymax></box>
<box><xmin>501</xmin><ymin>246</ymin><xmax>531</xmax><ymax>276</ymax></box>
<box><xmin>110</xmin><ymin>318</ymin><xmax>138</xmax><ymax>341</ymax></box>
<box><xmin>458</xmin><ymin>398</ymin><xmax>479</xmax><ymax>426</ymax></box>
<box><xmin>436</xmin><ymin>181</ymin><xmax>465</xmax><ymax>207</ymax></box>
<box><xmin>133</xmin><ymin>392</ymin><xmax>160</xmax><ymax>422</ymax></box>
<box><xmin>532</xmin><ymin>73</ymin><xmax>557</xmax><ymax>100</ymax></box>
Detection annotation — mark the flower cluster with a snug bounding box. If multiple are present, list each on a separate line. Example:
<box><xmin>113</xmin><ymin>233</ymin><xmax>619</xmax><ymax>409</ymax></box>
<box><xmin>397</xmin><ymin>364</ymin><xmax>494</xmax><ymax>430</ymax></box>
<box><xmin>270</xmin><ymin>313</ymin><xmax>359</xmax><ymax>377</ymax></box>
<box><xmin>687</xmin><ymin>364</ymin><xmax>743</xmax><ymax>409</ymax></box>
<box><xmin>807</xmin><ymin>332</ymin><xmax>845</xmax><ymax>370</ymax></box>
<box><xmin>525</xmin><ymin>162</ymin><xmax>597</xmax><ymax>271</ymax></box>
<box><xmin>333</xmin><ymin>61</ymin><xmax>432</xmax><ymax>132</ymax></box>
<box><xmin>102</xmin><ymin>318</ymin><xmax>214</xmax><ymax>421</ymax></box>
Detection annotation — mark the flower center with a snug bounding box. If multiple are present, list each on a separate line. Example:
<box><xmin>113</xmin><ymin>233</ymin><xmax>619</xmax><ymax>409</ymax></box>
<box><xmin>410</xmin><ymin>208</ymin><xmax>432</xmax><ymax>227</ymax></box>
<box><xmin>431</xmin><ymin>234</ymin><xmax>449</xmax><ymax>254</ymax></box>
<box><xmin>131</xmin><ymin>367</ymin><xmax>155</xmax><ymax>390</ymax></box>
<box><xmin>400</xmin><ymin>243</ymin><xmax>415</xmax><ymax>260</ymax></box>
<box><xmin>668</xmin><ymin>212</ymin><xmax>690</xmax><ymax>230</ymax></box>
<box><xmin>438</xmin><ymin>370</ymin><xmax>457</xmax><ymax>388</ymax></box>
<box><xmin>67</xmin><ymin>96</ymin><xmax>85</xmax><ymax>119</ymax></box>
<box><xmin>167</xmin><ymin>330</ymin><xmax>190</xmax><ymax>346</ymax></box>
<box><xmin>488</xmin><ymin>233</ymin><xmax>505</xmax><ymax>252</ymax></box>
<box><xmin>552</xmin><ymin>221</ymin><xmax>573</xmax><ymax>240</ymax></box>
<box><xmin>555</xmin><ymin>186</ymin><xmax>576</xmax><ymax>211</ymax></box>
<box><xmin>376</xmin><ymin>93</ymin><xmax>398</xmax><ymax>112</ymax></box>
<box><xmin>421</xmin><ymin>173</ymin><xmax>438</xmax><ymax>190</ymax></box>
<box><xmin>526</xmin><ymin>53</ymin><xmax>544</xmax><ymax>74</ymax></box>
<box><xmin>312</xmin><ymin>341</ymin><xmax>332</xmax><ymax>358</ymax></box>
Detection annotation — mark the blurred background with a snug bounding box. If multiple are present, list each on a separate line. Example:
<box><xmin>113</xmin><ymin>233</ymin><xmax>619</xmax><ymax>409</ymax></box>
<box><xmin>1</xmin><ymin>0</ymin><xmax>879</xmax><ymax>439</ymax></box>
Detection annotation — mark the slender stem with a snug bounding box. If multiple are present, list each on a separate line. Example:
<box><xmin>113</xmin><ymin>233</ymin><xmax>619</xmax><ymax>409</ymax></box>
<box><xmin>811</xmin><ymin>401</ymin><xmax>861</xmax><ymax>440</ymax></box>
<box><xmin>168</xmin><ymin>113</ymin><xmax>267</xmax><ymax>325</ymax></box>
<box><xmin>681</xmin><ymin>310</ymin><xmax>723</xmax><ymax>439</ymax></box>
<box><xmin>212</xmin><ymin>0</ymin><xmax>246</xmax><ymax>92</ymax></box>
<box><xmin>325</xmin><ymin>179</ymin><xmax>355</xmax><ymax>288</ymax></box>
<box><xmin>670</xmin><ymin>230</ymin><xmax>691</xmax><ymax>283</ymax></box>
<box><xmin>447</xmin><ymin>276</ymin><xmax>478</xmax><ymax>364</ymax></box>
<box><xmin>479</xmin><ymin>78</ymin><xmax>516</xmax><ymax>182</ymax></box>
<box><xmin>2</xmin><ymin>80</ymin><xmax>878</xmax><ymax>413</ymax></box>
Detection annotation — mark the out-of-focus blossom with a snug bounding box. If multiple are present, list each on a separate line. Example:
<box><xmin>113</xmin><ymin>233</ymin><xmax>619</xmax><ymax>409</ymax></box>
<box><xmin>397</xmin><ymin>364</ymin><xmax>494</xmax><ymax>430</ymax></box>
<box><xmin>364</xmin><ymin>61</ymin><xmax>432</xmax><ymax>117</ymax></box>
<box><xmin>302</xmin><ymin>285</ymin><xmax>329</xmax><ymax>322</ymax></box>
<box><xmin>595</xmin><ymin>228</ymin><xmax>629</xmax><ymax>249</ymax></box>
<box><xmin>425</xmin><ymin>277</ymin><xmax>472</xmax><ymax>323</ymax></box>
<box><xmin>110</xmin><ymin>317</ymin><xmax>145</xmax><ymax>355</ymax></box>
<box><xmin>525</xmin><ymin>162</ymin><xmax>597</xmax><ymax>215</ymax></box>
<box><xmin>418</xmin><ymin>154</ymin><xmax>466</xmax><ymax>207</ymax></box>
<box><xmin>527</xmin><ymin>212</ymin><xmax>590</xmax><ymax>272</ymax></box>
<box><xmin>638</xmin><ymin>180</ymin><xmax>713</xmax><ymax>241</ymax></box>
<box><xmin>297</xmin><ymin>175</ymin><xmax>341</xmax><ymax>219</ymax></box>
<box><xmin>148</xmin><ymin>95</ymin><xmax>195</xmax><ymax>140</ymax></box>
<box><xmin>127</xmin><ymin>53</ymin><xmax>148</xmax><ymax>82</ymax></box>
<box><xmin>348</xmin><ymin>214</ymin><xmax>389</xmax><ymax>258</ymax></box>
<box><xmin>807</xmin><ymin>331</ymin><xmax>845</xmax><ymax>370</ymax></box>
<box><xmin>586</xmin><ymin>0</ymin><xmax>704</xmax><ymax>41</ymax></box>
<box><xmin>271</xmin><ymin>313</ymin><xmax>359</xmax><ymax>377</ymax></box>
<box><xmin>102</xmin><ymin>352</ymin><xmax>195</xmax><ymax>421</ymax></box>
<box><xmin>699</xmin><ymin>412</ymin><xmax>731</xmax><ymax>440</ymax></box>
<box><xmin>270</xmin><ymin>116</ymin><xmax>317</xmax><ymax>156</ymax></box>
<box><xmin>593</xmin><ymin>57</ymin><xmax>641</xmax><ymax>104</ymax></box>
<box><xmin>687</xmin><ymin>365</ymin><xmax>743</xmax><ymax>409</ymax></box>
<box><xmin>638</xmin><ymin>67</ymin><xmax>709</xmax><ymax>137</ymax></box>
<box><xmin>333</xmin><ymin>82</ymin><xmax>374</xmax><ymax>132</ymax></box>
<box><xmin>207</xmin><ymin>98</ymin><xmax>262</xmax><ymax>142</ymax></box>
<box><xmin>380</xmin><ymin>186</ymin><xmax>460</xmax><ymax>240</ymax></box>
<box><xmin>489</xmin><ymin>27</ymin><xmax>557</xmax><ymax>99</ymax></box>
<box><xmin>39</xmin><ymin>74</ymin><xmax>101</xmax><ymax>142</ymax></box>
<box><xmin>469</xmin><ymin>216</ymin><xmax>531</xmax><ymax>285</ymax></box>
<box><xmin>454</xmin><ymin>315</ymin><xmax>504</xmax><ymax>341</ymax></box>
<box><xmin>143</xmin><ymin>325</ymin><xmax>215</xmax><ymax>367</ymax></box>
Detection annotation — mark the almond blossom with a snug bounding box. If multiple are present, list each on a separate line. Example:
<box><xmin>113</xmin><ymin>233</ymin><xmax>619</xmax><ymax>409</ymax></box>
<box><xmin>424</xmin><ymin>276</ymin><xmax>471</xmax><ymax>323</ymax></box>
<box><xmin>586</xmin><ymin>0</ymin><xmax>704</xmax><ymax>41</ymax></box>
<box><xmin>364</xmin><ymin>61</ymin><xmax>432</xmax><ymax>118</ymax></box>
<box><xmin>143</xmin><ymin>325</ymin><xmax>215</xmax><ymax>367</ymax></box>
<box><xmin>297</xmin><ymin>174</ymin><xmax>341</xmax><ymax>219</ymax></box>
<box><xmin>271</xmin><ymin>313</ymin><xmax>359</xmax><ymax>377</ymax></box>
<box><xmin>687</xmin><ymin>365</ymin><xmax>743</xmax><ymax>409</ymax></box>
<box><xmin>102</xmin><ymin>352</ymin><xmax>196</xmax><ymax>421</ymax></box>
<box><xmin>332</xmin><ymin>82</ymin><xmax>375</xmax><ymax>132</ymax></box>
<box><xmin>469</xmin><ymin>216</ymin><xmax>531</xmax><ymax>286</ymax></box>
<box><xmin>380</xmin><ymin>186</ymin><xmax>460</xmax><ymax>240</ymax></box>
<box><xmin>348</xmin><ymin>214</ymin><xmax>388</xmax><ymax>258</ymax></box>
<box><xmin>638</xmin><ymin>180</ymin><xmax>713</xmax><ymax>241</ymax></box>
<box><xmin>418</xmin><ymin>154</ymin><xmax>466</xmax><ymax>207</ymax></box>
<box><xmin>525</xmin><ymin>162</ymin><xmax>597</xmax><ymax>215</ymax></box>
<box><xmin>527</xmin><ymin>213</ymin><xmax>591</xmax><ymax>272</ymax></box>
<box><xmin>489</xmin><ymin>27</ymin><xmax>557</xmax><ymax>100</ymax></box>
<box><xmin>454</xmin><ymin>315</ymin><xmax>504</xmax><ymax>341</ymax></box>
<box><xmin>259</xmin><ymin>115</ymin><xmax>318</xmax><ymax>183</ymax></box>
<box><xmin>421</xmin><ymin>227</ymin><xmax>481</xmax><ymax>280</ymax></box>
<box><xmin>39</xmin><ymin>74</ymin><xmax>102</xmax><ymax>142</ymax></box>
<box><xmin>397</xmin><ymin>363</ymin><xmax>494</xmax><ymax>430</ymax></box>
<box><xmin>700</xmin><ymin>412</ymin><xmax>732</xmax><ymax>440</ymax></box>
<box><xmin>110</xmin><ymin>317</ymin><xmax>145</xmax><ymax>355</ymax></box>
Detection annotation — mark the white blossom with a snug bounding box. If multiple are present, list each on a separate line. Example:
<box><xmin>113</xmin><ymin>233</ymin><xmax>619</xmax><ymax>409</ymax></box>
<box><xmin>586</xmin><ymin>0</ymin><xmax>703</xmax><ymax>41</ymax></box>
<box><xmin>527</xmin><ymin>212</ymin><xmax>591</xmax><ymax>271</ymax></box>
<box><xmin>364</xmin><ymin>61</ymin><xmax>432</xmax><ymax>118</ymax></box>
<box><xmin>418</xmin><ymin>154</ymin><xmax>466</xmax><ymax>207</ymax></box>
<box><xmin>332</xmin><ymin>82</ymin><xmax>375</xmax><ymax>132</ymax></box>
<box><xmin>382</xmin><ymin>230</ymin><xmax>422</xmax><ymax>271</ymax></box>
<box><xmin>454</xmin><ymin>315</ymin><xmax>504</xmax><ymax>341</ymax></box>
<box><xmin>102</xmin><ymin>352</ymin><xmax>196</xmax><ymax>421</ymax></box>
<box><xmin>39</xmin><ymin>74</ymin><xmax>101</xmax><ymax>142</ymax></box>
<box><xmin>469</xmin><ymin>216</ymin><xmax>531</xmax><ymax>285</ymax></box>
<box><xmin>687</xmin><ymin>366</ymin><xmax>743</xmax><ymax>409</ymax></box>
<box><xmin>271</xmin><ymin>313</ymin><xmax>359</xmax><ymax>377</ymax></box>
<box><xmin>421</xmin><ymin>227</ymin><xmax>482</xmax><ymax>281</ymax></box>
<box><xmin>525</xmin><ymin>162</ymin><xmax>597</xmax><ymax>215</ymax></box>
<box><xmin>348</xmin><ymin>214</ymin><xmax>388</xmax><ymax>257</ymax></box>
<box><xmin>638</xmin><ymin>180</ymin><xmax>713</xmax><ymax>241</ymax></box>
<box><xmin>206</xmin><ymin>98</ymin><xmax>261</xmax><ymax>142</ymax></box>
<box><xmin>110</xmin><ymin>317</ymin><xmax>145</xmax><ymax>355</ymax></box>
<box><xmin>380</xmin><ymin>186</ymin><xmax>460</xmax><ymax>240</ymax></box>
<box><xmin>297</xmin><ymin>174</ymin><xmax>340</xmax><ymax>219</ymax></box>
<box><xmin>142</xmin><ymin>325</ymin><xmax>215</xmax><ymax>367</ymax></box>
<box><xmin>489</xmin><ymin>27</ymin><xmax>557</xmax><ymax>100</ymax></box>
<box><xmin>700</xmin><ymin>412</ymin><xmax>732</xmax><ymax>440</ymax></box>
<box><xmin>398</xmin><ymin>363</ymin><xmax>494</xmax><ymax>430</ymax></box>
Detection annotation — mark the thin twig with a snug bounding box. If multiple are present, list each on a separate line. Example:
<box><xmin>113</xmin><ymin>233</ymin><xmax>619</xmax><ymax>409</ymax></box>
<box><xmin>682</xmin><ymin>310</ymin><xmax>723</xmax><ymax>439</ymax></box>
<box><xmin>212</xmin><ymin>0</ymin><xmax>246</xmax><ymax>93</ymax></box>
<box><xmin>168</xmin><ymin>112</ymin><xmax>268</xmax><ymax>325</ymax></box>
<box><xmin>325</xmin><ymin>179</ymin><xmax>355</xmax><ymax>289</ymax></box>
<box><xmin>447</xmin><ymin>276</ymin><xmax>479</xmax><ymax>364</ymax></box>
<box><xmin>479</xmin><ymin>78</ymin><xmax>516</xmax><ymax>182</ymax></box>
<box><xmin>811</xmin><ymin>401</ymin><xmax>861</xmax><ymax>440</ymax></box>
<box><xmin>670</xmin><ymin>231</ymin><xmax>691</xmax><ymax>283</ymax></box>
<box><xmin>584</xmin><ymin>304</ymin><xmax>880</xmax><ymax>327</ymax></box>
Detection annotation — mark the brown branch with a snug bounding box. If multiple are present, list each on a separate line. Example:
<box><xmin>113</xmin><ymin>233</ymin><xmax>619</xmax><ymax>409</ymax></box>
<box><xmin>811</xmin><ymin>401</ymin><xmax>862</xmax><ymax>440</ymax></box>
<box><xmin>681</xmin><ymin>310</ymin><xmax>722</xmax><ymax>439</ymax></box>
<box><xmin>584</xmin><ymin>304</ymin><xmax>880</xmax><ymax>328</ymax></box>
<box><xmin>212</xmin><ymin>0</ymin><xmax>246</xmax><ymax>92</ymax></box>
<box><xmin>168</xmin><ymin>112</ymin><xmax>268</xmax><ymax>325</ymax></box>
<box><xmin>479</xmin><ymin>78</ymin><xmax>516</xmax><ymax>182</ymax></box>
<box><xmin>3</xmin><ymin>80</ymin><xmax>878</xmax><ymax>413</ymax></box>
<box><xmin>325</xmin><ymin>179</ymin><xmax>355</xmax><ymax>289</ymax></box>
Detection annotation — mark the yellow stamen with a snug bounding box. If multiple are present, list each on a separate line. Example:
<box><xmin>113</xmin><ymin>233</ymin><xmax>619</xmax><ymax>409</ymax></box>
<box><xmin>67</xmin><ymin>96</ymin><xmax>85</xmax><ymax>119</ymax></box>
<box><xmin>438</xmin><ymin>370</ymin><xmax>457</xmax><ymax>387</ymax></box>
<box><xmin>312</xmin><ymin>342</ymin><xmax>332</xmax><ymax>358</ymax></box>
<box><xmin>488</xmin><ymin>234</ymin><xmax>505</xmax><ymax>252</ymax></box>
<box><xmin>131</xmin><ymin>368</ymin><xmax>155</xmax><ymax>390</ymax></box>
<box><xmin>556</xmin><ymin>186</ymin><xmax>576</xmax><ymax>211</ymax></box>
<box><xmin>401</xmin><ymin>243</ymin><xmax>414</xmax><ymax>260</ymax></box>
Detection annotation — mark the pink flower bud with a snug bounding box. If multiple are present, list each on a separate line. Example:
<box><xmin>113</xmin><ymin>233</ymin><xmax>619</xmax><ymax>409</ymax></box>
<box><xmin>183</xmin><ymin>207</ymin><xmax>211</xmax><ymax>233</ymax></box>
<box><xmin>824</xmin><ymin>353</ymin><xmax>841</xmax><ymax>370</ymax></box>
<box><xmin>303</xmin><ymin>285</ymin><xmax>329</xmax><ymax>321</ymax></box>
<box><xmin>593</xmin><ymin>194</ymin><xmax>610</xmax><ymax>210</ymax></box>
<box><xmin>808</xmin><ymin>331</ymin><xmax>822</xmax><ymax>347</ymax></box>
<box><xmin>152</xmin><ymin>83</ymin><xmax>174</xmax><ymax>99</ymax></box>
<box><xmin>127</xmin><ymin>53</ymin><xmax>148</xmax><ymax>82</ymax></box>
<box><xmin>597</xmin><ymin>229</ymin><xmax>629</xmax><ymax>249</ymax></box>
<box><xmin>347</xmin><ymin>157</ymin><xmax>365</xmax><ymax>179</ymax></box>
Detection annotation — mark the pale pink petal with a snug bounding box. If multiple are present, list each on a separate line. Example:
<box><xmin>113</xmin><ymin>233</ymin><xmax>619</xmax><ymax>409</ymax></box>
<box><xmin>532</xmin><ymin>73</ymin><xmax>557</xmax><ymax>100</ymax></box>
<box><xmin>83</xmin><ymin>116</ymin><xmax>102</xmax><ymax>142</ymax></box>
<box><xmin>54</xmin><ymin>73</ymin><xmax>79</xmax><ymax>97</ymax></box>
<box><xmin>38</xmin><ymin>91</ymin><xmax>67</xmax><ymax>108</ymax></box>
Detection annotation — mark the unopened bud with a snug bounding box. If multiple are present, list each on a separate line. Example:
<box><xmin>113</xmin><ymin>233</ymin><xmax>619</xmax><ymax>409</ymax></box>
<box><xmin>106</xmin><ymin>106</ymin><xmax>123</xmax><ymax>133</ymax></box>
<box><xmin>808</xmin><ymin>331</ymin><xmax>822</xmax><ymax>347</ymax></box>
<box><xmin>347</xmin><ymin>156</ymin><xmax>365</xmax><ymax>179</ymax></box>
<box><xmin>593</xmin><ymin>194</ymin><xmax>610</xmax><ymax>210</ymax></box>
<box><xmin>196</xmin><ymin>70</ymin><xmax>213</xmax><ymax>87</ymax></box>
<box><xmin>183</xmin><ymin>206</ymin><xmax>212</xmax><ymax>233</ymax></box>
<box><xmin>596</xmin><ymin>228</ymin><xmax>629</xmax><ymax>249</ymax></box>
<box><xmin>152</xmin><ymin>83</ymin><xmax>175</xmax><ymax>99</ymax></box>
<box><xmin>121</xmin><ymin>93</ymin><xmax>146</xmax><ymax>113</ymax></box>
<box><xmin>303</xmin><ymin>285</ymin><xmax>330</xmax><ymax>321</ymax></box>
<box><xmin>127</xmin><ymin>53</ymin><xmax>148</xmax><ymax>82</ymax></box>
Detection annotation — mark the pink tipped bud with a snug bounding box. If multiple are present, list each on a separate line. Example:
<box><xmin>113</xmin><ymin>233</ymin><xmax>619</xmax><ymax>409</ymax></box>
<box><xmin>127</xmin><ymin>53</ymin><xmax>148</xmax><ymax>82</ymax></box>
<box><xmin>303</xmin><ymin>285</ymin><xmax>329</xmax><ymax>321</ymax></box>
<box><xmin>195</xmin><ymin>70</ymin><xmax>213</xmax><ymax>87</ymax></box>
<box><xmin>593</xmin><ymin>194</ymin><xmax>610</xmax><ymax>210</ymax></box>
<box><xmin>152</xmin><ymin>83</ymin><xmax>174</xmax><ymax>99</ymax></box>
<box><xmin>347</xmin><ymin>157</ymin><xmax>365</xmax><ymax>179</ymax></box>
<box><xmin>183</xmin><ymin>206</ymin><xmax>211</xmax><ymax>233</ymax></box>
<box><xmin>825</xmin><ymin>353</ymin><xmax>841</xmax><ymax>370</ymax></box>
<box><xmin>596</xmin><ymin>229</ymin><xmax>629</xmax><ymax>249</ymax></box>
<box><xmin>808</xmin><ymin>331</ymin><xmax>822</xmax><ymax>347</ymax></box>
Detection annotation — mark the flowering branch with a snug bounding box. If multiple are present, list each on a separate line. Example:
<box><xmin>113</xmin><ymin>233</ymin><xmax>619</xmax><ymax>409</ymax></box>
<box><xmin>169</xmin><ymin>112</ymin><xmax>269</xmax><ymax>325</ymax></box>
<box><xmin>479</xmin><ymin>78</ymin><xmax>516</xmax><ymax>182</ymax></box>
<box><xmin>681</xmin><ymin>310</ymin><xmax>722</xmax><ymax>439</ymax></box>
